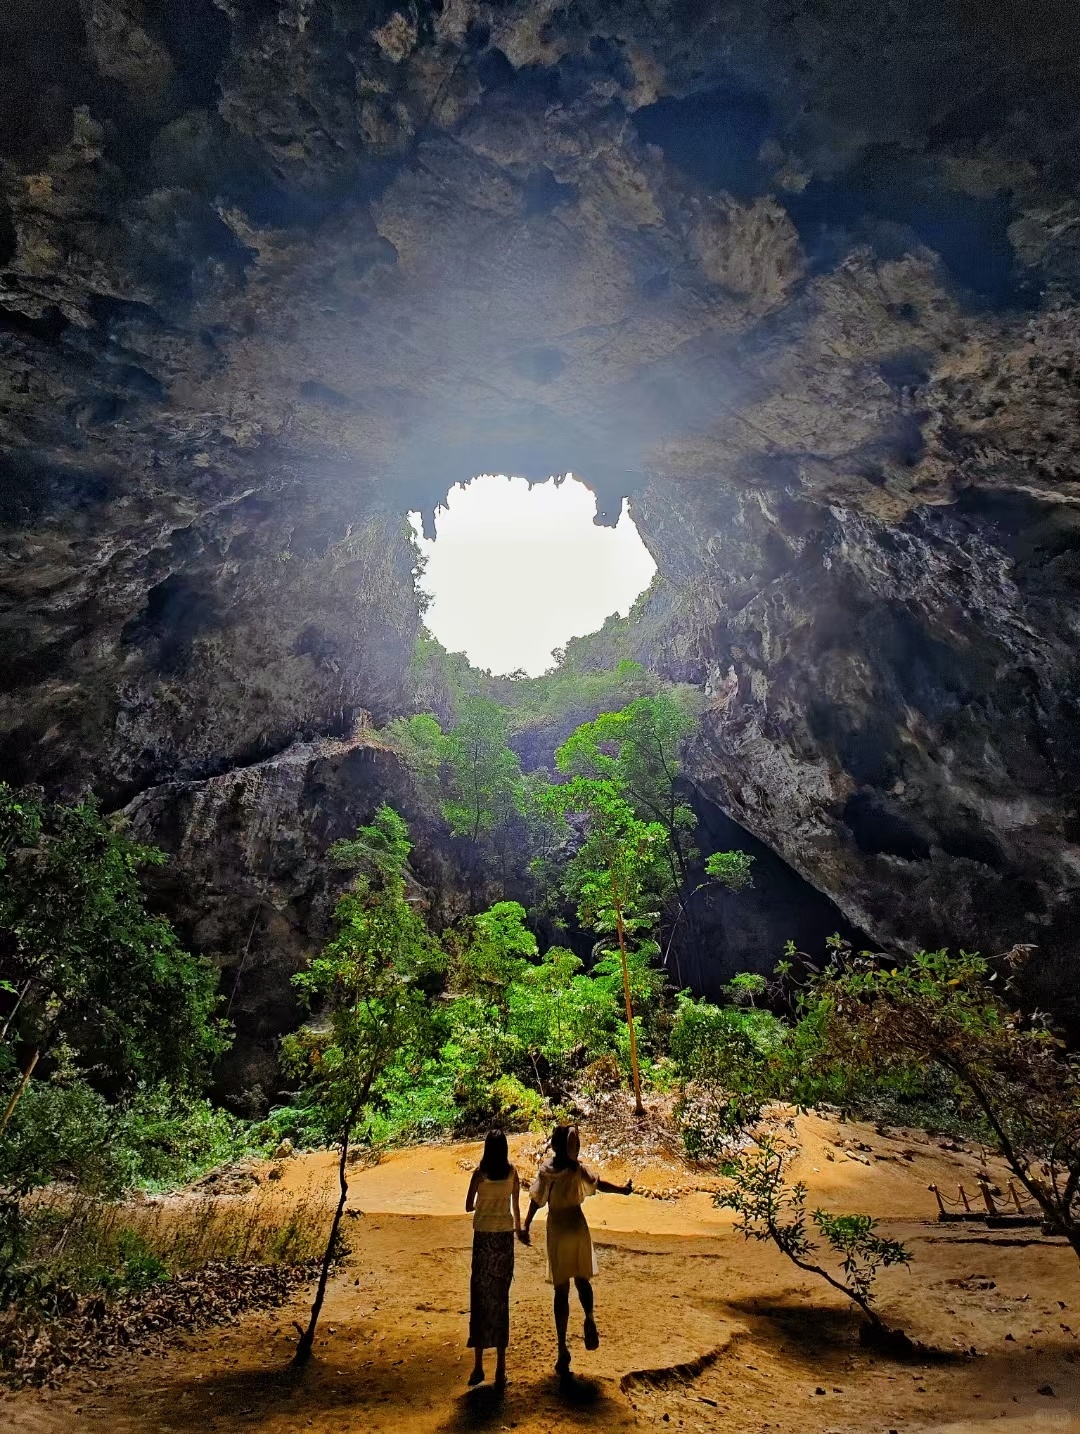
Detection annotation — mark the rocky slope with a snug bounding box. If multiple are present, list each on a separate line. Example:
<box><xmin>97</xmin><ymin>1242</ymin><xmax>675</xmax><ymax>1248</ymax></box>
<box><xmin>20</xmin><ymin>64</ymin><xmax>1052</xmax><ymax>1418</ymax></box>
<box><xmin>3</xmin><ymin>1</ymin><xmax>1080</xmax><ymax>1034</ymax></box>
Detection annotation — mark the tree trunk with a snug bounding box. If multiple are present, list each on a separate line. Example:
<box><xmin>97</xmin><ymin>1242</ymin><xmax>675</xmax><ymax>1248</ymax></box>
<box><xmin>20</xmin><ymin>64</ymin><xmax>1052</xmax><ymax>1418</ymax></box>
<box><xmin>610</xmin><ymin>874</ymin><xmax>644</xmax><ymax>1117</ymax></box>
<box><xmin>0</xmin><ymin>1046</ymin><xmax>40</xmax><ymax>1139</ymax></box>
<box><xmin>293</xmin><ymin>1109</ymin><xmax>356</xmax><ymax>1367</ymax></box>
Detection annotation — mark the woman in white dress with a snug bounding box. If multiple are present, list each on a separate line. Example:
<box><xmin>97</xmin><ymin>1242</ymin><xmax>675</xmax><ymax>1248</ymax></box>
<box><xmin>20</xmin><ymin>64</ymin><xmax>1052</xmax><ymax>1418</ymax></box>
<box><xmin>519</xmin><ymin>1125</ymin><xmax>632</xmax><ymax>1379</ymax></box>
<box><xmin>465</xmin><ymin>1129</ymin><xmax>521</xmax><ymax>1389</ymax></box>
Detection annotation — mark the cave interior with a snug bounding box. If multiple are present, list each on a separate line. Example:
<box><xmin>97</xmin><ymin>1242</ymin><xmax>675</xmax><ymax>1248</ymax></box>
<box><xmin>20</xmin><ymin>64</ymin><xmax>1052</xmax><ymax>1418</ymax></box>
<box><xmin>3</xmin><ymin>0</ymin><xmax>1080</xmax><ymax>1099</ymax></box>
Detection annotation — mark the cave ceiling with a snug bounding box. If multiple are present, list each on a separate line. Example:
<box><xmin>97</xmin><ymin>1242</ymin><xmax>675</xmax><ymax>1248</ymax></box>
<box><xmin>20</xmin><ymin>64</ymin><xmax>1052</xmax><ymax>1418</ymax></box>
<box><xmin>4</xmin><ymin>0</ymin><xmax>1080</xmax><ymax>1006</ymax></box>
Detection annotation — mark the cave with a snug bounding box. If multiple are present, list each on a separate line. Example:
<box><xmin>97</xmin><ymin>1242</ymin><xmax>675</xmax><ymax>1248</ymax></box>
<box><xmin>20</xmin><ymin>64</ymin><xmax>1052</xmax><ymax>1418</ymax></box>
<box><xmin>3</xmin><ymin>0</ymin><xmax>1080</xmax><ymax>1093</ymax></box>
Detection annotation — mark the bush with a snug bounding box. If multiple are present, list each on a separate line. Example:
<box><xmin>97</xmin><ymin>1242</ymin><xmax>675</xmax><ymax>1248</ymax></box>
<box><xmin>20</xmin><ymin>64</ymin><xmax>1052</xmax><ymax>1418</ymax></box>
<box><xmin>670</xmin><ymin>994</ymin><xmax>786</xmax><ymax>1084</ymax></box>
<box><xmin>488</xmin><ymin>1075</ymin><xmax>546</xmax><ymax>1131</ymax></box>
<box><xmin>0</xmin><ymin>1078</ymin><xmax>260</xmax><ymax>1198</ymax></box>
<box><xmin>112</xmin><ymin>1084</ymin><xmax>261</xmax><ymax>1190</ymax></box>
<box><xmin>0</xmin><ymin>1078</ymin><xmax>120</xmax><ymax>1197</ymax></box>
<box><xmin>367</xmin><ymin>1058</ymin><xmax>460</xmax><ymax>1144</ymax></box>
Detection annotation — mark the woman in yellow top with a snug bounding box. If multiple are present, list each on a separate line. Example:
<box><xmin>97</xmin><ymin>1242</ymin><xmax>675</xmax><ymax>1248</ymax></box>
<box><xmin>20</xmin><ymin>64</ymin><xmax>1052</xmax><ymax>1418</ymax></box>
<box><xmin>519</xmin><ymin>1125</ymin><xmax>632</xmax><ymax>1379</ymax></box>
<box><xmin>465</xmin><ymin>1129</ymin><xmax>521</xmax><ymax>1390</ymax></box>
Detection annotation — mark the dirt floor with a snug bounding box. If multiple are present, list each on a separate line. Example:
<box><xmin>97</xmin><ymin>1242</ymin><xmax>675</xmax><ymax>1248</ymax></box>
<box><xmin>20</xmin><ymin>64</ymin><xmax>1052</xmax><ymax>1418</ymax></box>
<box><xmin>5</xmin><ymin>1111</ymin><xmax>1080</xmax><ymax>1434</ymax></box>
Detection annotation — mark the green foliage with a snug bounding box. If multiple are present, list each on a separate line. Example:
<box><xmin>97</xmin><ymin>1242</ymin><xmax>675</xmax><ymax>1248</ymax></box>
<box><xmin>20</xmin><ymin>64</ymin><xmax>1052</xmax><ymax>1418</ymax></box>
<box><xmin>549</xmin><ymin>778</ymin><xmax>672</xmax><ymax>937</ymax></box>
<box><xmin>451</xmin><ymin>901</ymin><xmax>537</xmax><ymax>1009</ymax></box>
<box><xmin>0</xmin><ymin>784</ymin><xmax>227</xmax><ymax>1099</ymax></box>
<box><xmin>507</xmin><ymin>946</ymin><xmax>620</xmax><ymax>1081</ymax></box>
<box><xmin>491</xmin><ymin>659</ymin><xmax>655</xmax><ymax>734</ymax></box>
<box><xmin>440</xmin><ymin>697</ymin><xmax>524</xmax><ymax>843</ymax></box>
<box><xmin>725</xmin><ymin>971</ymin><xmax>766</xmax><ymax>1006</ymax></box>
<box><xmin>384</xmin><ymin>713</ymin><xmax>445</xmax><ymax>792</ymax></box>
<box><xmin>284</xmin><ymin>806</ymin><xmax>445</xmax><ymax>1143</ymax></box>
<box><xmin>705</xmin><ymin>850</ymin><xmax>755</xmax><ymax>892</ymax></box>
<box><xmin>552</xmin><ymin>694</ymin><xmax>754</xmax><ymax>981</ymax></box>
<box><xmin>809</xmin><ymin>943</ymin><xmax>1080</xmax><ymax>1252</ymax></box>
<box><xmin>545</xmin><ymin>777</ymin><xmax>673</xmax><ymax>1109</ymax></box>
<box><xmin>366</xmin><ymin>1056</ymin><xmax>460</xmax><ymax>1144</ymax></box>
<box><xmin>716</xmin><ymin>1130</ymin><xmax>912</xmax><ymax>1327</ymax></box>
<box><xmin>111</xmin><ymin>1084</ymin><xmax>260</xmax><ymax>1191</ymax></box>
<box><xmin>556</xmin><ymin>692</ymin><xmax>702</xmax><ymax>912</ymax></box>
<box><xmin>556</xmin><ymin>693</ymin><xmax>695</xmax><ymax>828</ymax></box>
<box><xmin>0</xmin><ymin>1076</ymin><xmax>261</xmax><ymax>1197</ymax></box>
<box><xmin>670</xmin><ymin>993</ymin><xmax>785</xmax><ymax>1081</ymax></box>
<box><xmin>0</xmin><ymin>1076</ymin><xmax>118</xmax><ymax>1197</ymax></box>
<box><xmin>486</xmin><ymin>1074</ymin><xmax>546</xmax><ymax>1131</ymax></box>
<box><xmin>671</xmin><ymin>994</ymin><xmax>787</xmax><ymax>1161</ymax></box>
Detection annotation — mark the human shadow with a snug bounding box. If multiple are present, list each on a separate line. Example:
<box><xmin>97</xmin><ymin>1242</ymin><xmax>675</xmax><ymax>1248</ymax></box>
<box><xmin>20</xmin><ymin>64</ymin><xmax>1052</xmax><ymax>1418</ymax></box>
<box><xmin>437</xmin><ymin>1371</ymin><xmax>609</xmax><ymax>1433</ymax></box>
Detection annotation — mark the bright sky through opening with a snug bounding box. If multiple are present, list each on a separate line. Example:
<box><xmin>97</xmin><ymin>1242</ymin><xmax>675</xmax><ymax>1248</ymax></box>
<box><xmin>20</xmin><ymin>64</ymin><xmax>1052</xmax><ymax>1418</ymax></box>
<box><xmin>409</xmin><ymin>474</ymin><xmax>657</xmax><ymax>676</ymax></box>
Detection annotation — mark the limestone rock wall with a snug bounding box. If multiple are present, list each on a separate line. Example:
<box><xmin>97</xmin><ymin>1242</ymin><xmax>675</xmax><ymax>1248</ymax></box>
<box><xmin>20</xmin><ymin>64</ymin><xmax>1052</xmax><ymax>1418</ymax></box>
<box><xmin>124</xmin><ymin>732</ymin><xmax>463</xmax><ymax>1110</ymax></box>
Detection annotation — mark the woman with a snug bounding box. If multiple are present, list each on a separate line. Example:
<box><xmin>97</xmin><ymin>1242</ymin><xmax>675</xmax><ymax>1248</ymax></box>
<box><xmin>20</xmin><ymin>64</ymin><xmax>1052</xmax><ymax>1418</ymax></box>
<box><xmin>519</xmin><ymin>1125</ymin><xmax>632</xmax><ymax>1378</ymax></box>
<box><xmin>465</xmin><ymin>1128</ymin><xmax>521</xmax><ymax>1390</ymax></box>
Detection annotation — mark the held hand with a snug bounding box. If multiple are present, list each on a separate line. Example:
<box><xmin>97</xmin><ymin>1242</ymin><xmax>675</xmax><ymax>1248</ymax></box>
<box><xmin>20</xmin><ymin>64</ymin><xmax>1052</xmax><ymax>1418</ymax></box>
<box><xmin>517</xmin><ymin>1227</ymin><xmax>531</xmax><ymax>1246</ymax></box>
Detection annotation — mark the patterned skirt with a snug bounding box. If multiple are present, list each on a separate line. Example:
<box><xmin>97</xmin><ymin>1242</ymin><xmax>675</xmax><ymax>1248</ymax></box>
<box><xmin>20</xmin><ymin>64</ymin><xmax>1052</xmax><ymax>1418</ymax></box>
<box><xmin>467</xmin><ymin>1230</ymin><xmax>515</xmax><ymax>1349</ymax></box>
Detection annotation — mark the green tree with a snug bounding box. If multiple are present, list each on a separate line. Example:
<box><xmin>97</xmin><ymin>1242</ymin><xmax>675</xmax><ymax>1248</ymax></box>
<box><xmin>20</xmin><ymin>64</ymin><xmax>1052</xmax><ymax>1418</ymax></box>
<box><xmin>704</xmin><ymin>850</ymin><xmax>754</xmax><ymax>891</ymax></box>
<box><xmin>547</xmin><ymin>778</ymin><xmax>671</xmax><ymax>1115</ymax></box>
<box><xmin>384</xmin><ymin>713</ymin><xmax>445</xmax><ymax>794</ymax></box>
<box><xmin>283</xmin><ymin>806</ymin><xmax>444</xmax><ymax>1365</ymax></box>
<box><xmin>811</xmin><ymin>943</ymin><xmax>1080</xmax><ymax>1264</ymax></box>
<box><xmin>556</xmin><ymin>696</ymin><xmax>754</xmax><ymax>982</ymax></box>
<box><xmin>556</xmin><ymin>692</ymin><xmax>698</xmax><ymax>887</ymax></box>
<box><xmin>0</xmin><ymin>785</ymin><xmax>226</xmax><ymax>1138</ymax></box>
<box><xmin>451</xmin><ymin>900</ymin><xmax>538</xmax><ymax>1021</ymax></box>
<box><xmin>716</xmin><ymin>1129</ymin><xmax>912</xmax><ymax>1338</ymax></box>
<box><xmin>441</xmin><ymin>697</ymin><xmax>524</xmax><ymax>845</ymax></box>
<box><xmin>507</xmin><ymin>946</ymin><xmax>617</xmax><ymax>1088</ymax></box>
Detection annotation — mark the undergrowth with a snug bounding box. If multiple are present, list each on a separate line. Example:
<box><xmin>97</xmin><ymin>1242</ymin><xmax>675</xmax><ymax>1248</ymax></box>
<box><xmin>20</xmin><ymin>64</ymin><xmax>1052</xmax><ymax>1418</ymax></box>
<box><xmin>1</xmin><ymin>1183</ymin><xmax>330</xmax><ymax>1314</ymax></box>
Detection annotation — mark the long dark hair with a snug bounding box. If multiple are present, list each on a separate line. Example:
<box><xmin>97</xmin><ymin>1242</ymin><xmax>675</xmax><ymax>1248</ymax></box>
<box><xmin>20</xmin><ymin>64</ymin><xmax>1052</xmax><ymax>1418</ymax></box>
<box><xmin>550</xmin><ymin>1125</ymin><xmax>578</xmax><ymax>1172</ymax></box>
<box><xmin>479</xmin><ymin>1128</ymin><xmax>512</xmax><ymax>1181</ymax></box>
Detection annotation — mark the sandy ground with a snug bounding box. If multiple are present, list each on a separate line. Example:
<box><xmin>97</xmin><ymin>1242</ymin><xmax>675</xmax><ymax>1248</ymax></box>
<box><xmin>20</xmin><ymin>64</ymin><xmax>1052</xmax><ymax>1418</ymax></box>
<box><xmin>5</xmin><ymin>1112</ymin><xmax>1080</xmax><ymax>1434</ymax></box>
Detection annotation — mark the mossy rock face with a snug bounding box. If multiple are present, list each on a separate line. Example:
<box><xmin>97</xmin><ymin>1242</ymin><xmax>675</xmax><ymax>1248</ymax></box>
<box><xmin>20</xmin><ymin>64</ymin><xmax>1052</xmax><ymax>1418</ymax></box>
<box><xmin>4</xmin><ymin>1</ymin><xmax>1080</xmax><ymax>1054</ymax></box>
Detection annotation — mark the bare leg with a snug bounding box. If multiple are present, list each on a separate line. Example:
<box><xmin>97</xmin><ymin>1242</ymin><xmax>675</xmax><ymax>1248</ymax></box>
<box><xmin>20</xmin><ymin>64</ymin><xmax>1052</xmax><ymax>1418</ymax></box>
<box><xmin>469</xmin><ymin>1347</ymin><xmax>485</xmax><ymax>1385</ymax></box>
<box><xmin>576</xmin><ymin>1278</ymin><xmax>599</xmax><ymax>1349</ymax></box>
<box><xmin>494</xmin><ymin>1345</ymin><xmax>506</xmax><ymax>1389</ymax></box>
<box><xmin>553</xmin><ymin>1282</ymin><xmax>571</xmax><ymax>1372</ymax></box>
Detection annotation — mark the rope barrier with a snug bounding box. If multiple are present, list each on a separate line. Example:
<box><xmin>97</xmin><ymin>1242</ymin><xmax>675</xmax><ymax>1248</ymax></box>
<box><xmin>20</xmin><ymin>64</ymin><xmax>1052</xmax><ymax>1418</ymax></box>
<box><xmin>928</xmin><ymin>1179</ymin><xmax>1041</xmax><ymax>1225</ymax></box>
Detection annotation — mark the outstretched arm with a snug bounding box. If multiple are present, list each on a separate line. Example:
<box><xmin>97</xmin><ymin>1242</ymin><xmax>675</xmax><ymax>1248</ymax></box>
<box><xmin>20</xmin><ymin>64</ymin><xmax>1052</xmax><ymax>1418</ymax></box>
<box><xmin>597</xmin><ymin>1176</ymin><xmax>633</xmax><ymax>1195</ymax></box>
<box><xmin>465</xmin><ymin>1169</ymin><xmax>482</xmax><ymax>1213</ymax></box>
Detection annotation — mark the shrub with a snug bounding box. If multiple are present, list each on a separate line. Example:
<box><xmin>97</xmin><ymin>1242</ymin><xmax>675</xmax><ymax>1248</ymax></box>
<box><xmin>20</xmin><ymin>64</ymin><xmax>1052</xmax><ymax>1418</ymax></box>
<box><xmin>0</xmin><ymin>1077</ymin><xmax>119</xmax><ymax>1197</ymax></box>
<box><xmin>0</xmin><ymin>1077</ymin><xmax>260</xmax><ymax>1198</ymax></box>
<box><xmin>488</xmin><ymin>1075</ymin><xmax>546</xmax><ymax>1131</ymax></box>
<box><xmin>670</xmin><ymin>994</ymin><xmax>786</xmax><ymax>1084</ymax></box>
<box><xmin>716</xmin><ymin>1128</ymin><xmax>912</xmax><ymax>1337</ymax></box>
<box><xmin>112</xmin><ymin>1084</ymin><xmax>260</xmax><ymax>1190</ymax></box>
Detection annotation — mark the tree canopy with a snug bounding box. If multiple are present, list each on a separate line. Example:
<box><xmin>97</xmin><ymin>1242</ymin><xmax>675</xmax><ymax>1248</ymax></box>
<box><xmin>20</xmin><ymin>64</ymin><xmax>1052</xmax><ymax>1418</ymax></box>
<box><xmin>0</xmin><ymin>784</ymin><xmax>226</xmax><ymax>1131</ymax></box>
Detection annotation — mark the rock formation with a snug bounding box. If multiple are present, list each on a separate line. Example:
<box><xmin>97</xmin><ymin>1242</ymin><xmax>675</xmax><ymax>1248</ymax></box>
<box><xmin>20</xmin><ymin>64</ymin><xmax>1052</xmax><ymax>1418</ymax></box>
<box><xmin>4</xmin><ymin>0</ymin><xmax>1080</xmax><ymax>1054</ymax></box>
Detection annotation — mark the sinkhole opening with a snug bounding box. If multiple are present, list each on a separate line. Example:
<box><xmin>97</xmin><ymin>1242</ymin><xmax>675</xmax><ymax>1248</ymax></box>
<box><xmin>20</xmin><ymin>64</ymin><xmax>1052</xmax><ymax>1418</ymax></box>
<box><xmin>408</xmin><ymin>473</ymin><xmax>656</xmax><ymax>676</ymax></box>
